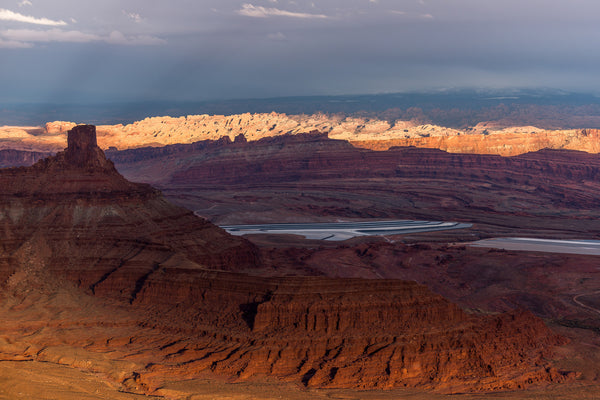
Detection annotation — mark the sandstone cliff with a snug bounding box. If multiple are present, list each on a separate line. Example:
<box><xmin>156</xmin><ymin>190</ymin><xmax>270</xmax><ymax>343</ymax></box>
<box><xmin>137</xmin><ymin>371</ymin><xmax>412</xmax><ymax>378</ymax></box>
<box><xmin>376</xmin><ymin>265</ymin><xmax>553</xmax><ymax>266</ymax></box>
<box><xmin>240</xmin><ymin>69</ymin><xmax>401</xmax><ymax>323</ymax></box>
<box><xmin>0</xmin><ymin>148</ymin><xmax>53</xmax><ymax>168</ymax></box>
<box><xmin>3</xmin><ymin>112</ymin><xmax>600</xmax><ymax>156</ymax></box>
<box><xmin>133</xmin><ymin>275</ymin><xmax>570</xmax><ymax>392</ymax></box>
<box><xmin>102</xmin><ymin>132</ymin><xmax>600</xmax><ymax>236</ymax></box>
<box><xmin>91</xmin><ymin>115</ymin><xmax>600</xmax><ymax>155</ymax></box>
<box><xmin>351</xmin><ymin>128</ymin><xmax>600</xmax><ymax>156</ymax></box>
<box><xmin>0</xmin><ymin>125</ymin><xmax>65</xmax><ymax>152</ymax></box>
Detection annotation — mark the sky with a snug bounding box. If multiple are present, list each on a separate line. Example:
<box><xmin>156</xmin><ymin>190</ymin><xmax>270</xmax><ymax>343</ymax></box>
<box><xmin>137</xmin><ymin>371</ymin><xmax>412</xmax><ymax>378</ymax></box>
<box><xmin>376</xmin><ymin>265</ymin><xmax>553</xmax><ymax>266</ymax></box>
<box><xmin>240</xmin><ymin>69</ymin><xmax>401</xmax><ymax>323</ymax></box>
<box><xmin>1</xmin><ymin>0</ymin><xmax>600</xmax><ymax>104</ymax></box>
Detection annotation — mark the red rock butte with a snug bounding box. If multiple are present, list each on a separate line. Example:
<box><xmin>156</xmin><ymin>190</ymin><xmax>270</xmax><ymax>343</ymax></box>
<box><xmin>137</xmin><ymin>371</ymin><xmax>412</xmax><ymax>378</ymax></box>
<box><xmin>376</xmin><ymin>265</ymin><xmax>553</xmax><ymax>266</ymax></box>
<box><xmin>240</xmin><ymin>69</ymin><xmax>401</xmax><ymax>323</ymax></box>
<box><xmin>55</xmin><ymin>124</ymin><xmax>119</xmax><ymax>173</ymax></box>
<box><xmin>65</xmin><ymin>124</ymin><xmax>100</xmax><ymax>166</ymax></box>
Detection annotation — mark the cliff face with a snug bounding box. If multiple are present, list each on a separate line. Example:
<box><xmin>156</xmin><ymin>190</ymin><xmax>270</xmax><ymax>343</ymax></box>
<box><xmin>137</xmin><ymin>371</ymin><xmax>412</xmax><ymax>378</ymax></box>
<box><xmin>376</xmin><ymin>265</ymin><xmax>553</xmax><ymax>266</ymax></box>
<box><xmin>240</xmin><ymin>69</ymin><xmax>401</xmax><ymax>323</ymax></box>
<box><xmin>103</xmin><ymin>132</ymin><xmax>600</xmax><ymax>233</ymax></box>
<box><xmin>0</xmin><ymin>125</ymin><xmax>573</xmax><ymax>394</ymax></box>
<box><xmin>3</xmin><ymin>113</ymin><xmax>600</xmax><ymax>156</ymax></box>
<box><xmin>155</xmin><ymin>134</ymin><xmax>600</xmax><ymax>187</ymax></box>
<box><xmin>131</xmin><ymin>275</ymin><xmax>569</xmax><ymax>392</ymax></box>
<box><xmin>351</xmin><ymin>128</ymin><xmax>600</xmax><ymax>156</ymax></box>
<box><xmin>251</xmin><ymin>288</ymin><xmax>566</xmax><ymax>390</ymax></box>
<box><xmin>91</xmin><ymin>114</ymin><xmax>600</xmax><ymax>155</ymax></box>
<box><xmin>0</xmin><ymin>149</ymin><xmax>53</xmax><ymax>168</ymax></box>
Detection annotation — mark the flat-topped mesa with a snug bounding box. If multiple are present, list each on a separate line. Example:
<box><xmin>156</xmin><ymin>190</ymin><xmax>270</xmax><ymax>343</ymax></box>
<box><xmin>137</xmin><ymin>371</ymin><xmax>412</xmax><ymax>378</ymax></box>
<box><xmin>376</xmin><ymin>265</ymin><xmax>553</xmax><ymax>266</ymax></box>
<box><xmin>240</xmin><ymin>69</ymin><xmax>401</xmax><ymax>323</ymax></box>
<box><xmin>63</xmin><ymin>124</ymin><xmax>113</xmax><ymax>170</ymax></box>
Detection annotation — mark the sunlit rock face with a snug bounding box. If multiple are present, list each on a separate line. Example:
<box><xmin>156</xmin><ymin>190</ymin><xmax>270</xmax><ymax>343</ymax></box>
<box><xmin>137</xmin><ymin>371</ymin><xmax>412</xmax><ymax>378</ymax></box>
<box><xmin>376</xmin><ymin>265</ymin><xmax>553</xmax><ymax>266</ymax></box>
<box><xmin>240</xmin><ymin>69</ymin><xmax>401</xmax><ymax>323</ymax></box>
<box><xmin>4</xmin><ymin>113</ymin><xmax>600</xmax><ymax>156</ymax></box>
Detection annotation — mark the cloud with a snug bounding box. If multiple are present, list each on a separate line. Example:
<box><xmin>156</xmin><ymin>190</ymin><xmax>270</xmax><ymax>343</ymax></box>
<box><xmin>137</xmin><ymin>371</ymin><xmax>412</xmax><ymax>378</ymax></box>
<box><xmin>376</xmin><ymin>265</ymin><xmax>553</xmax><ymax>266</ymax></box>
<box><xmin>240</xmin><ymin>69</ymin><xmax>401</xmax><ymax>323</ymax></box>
<box><xmin>0</xmin><ymin>8</ymin><xmax>66</xmax><ymax>26</ymax></box>
<box><xmin>123</xmin><ymin>10</ymin><xmax>142</xmax><ymax>23</ymax></box>
<box><xmin>0</xmin><ymin>28</ymin><xmax>166</xmax><ymax>46</ymax></box>
<box><xmin>267</xmin><ymin>32</ymin><xmax>286</xmax><ymax>40</ymax></box>
<box><xmin>388</xmin><ymin>10</ymin><xmax>433</xmax><ymax>19</ymax></box>
<box><xmin>106</xmin><ymin>31</ymin><xmax>166</xmax><ymax>45</ymax></box>
<box><xmin>18</xmin><ymin>0</ymin><xmax>32</xmax><ymax>7</ymax></box>
<box><xmin>0</xmin><ymin>37</ymin><xmax>31</xmax><ymax>48</ymax></box>
<box><xmin>237</xmin><ymin>3</ymin><xmax>328</xmax><ymax>19</ymax></box>
<box><xmin>1</xmin><ymin>28</ymin><xmax>97</xmax><ymax>42</ymax></box>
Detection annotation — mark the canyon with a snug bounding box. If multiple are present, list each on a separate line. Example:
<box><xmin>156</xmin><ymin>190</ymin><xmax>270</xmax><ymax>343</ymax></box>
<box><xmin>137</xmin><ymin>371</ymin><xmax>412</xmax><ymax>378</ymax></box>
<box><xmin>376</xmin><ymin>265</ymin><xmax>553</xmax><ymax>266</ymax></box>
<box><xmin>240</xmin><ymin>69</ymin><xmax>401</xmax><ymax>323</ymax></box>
<box><xmin>0</xmin><ymin>125</ymin><xmax>593</xmax><ymax>399</ymax></box>
<box><xmin>100</xmin><ymin>132</ymin><xmax>600</xmax><ymax>241</ymax></box>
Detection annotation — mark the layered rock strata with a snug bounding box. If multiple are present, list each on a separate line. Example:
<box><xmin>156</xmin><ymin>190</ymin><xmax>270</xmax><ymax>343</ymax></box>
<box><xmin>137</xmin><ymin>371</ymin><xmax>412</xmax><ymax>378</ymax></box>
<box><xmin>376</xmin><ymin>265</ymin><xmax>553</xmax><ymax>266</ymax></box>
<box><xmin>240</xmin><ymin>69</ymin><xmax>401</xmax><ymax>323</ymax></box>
<box><xmin>131</xmin><ymin>275</ymin><xmax>569</xmax><ymax>392</ymax></box>
<box><xmin>2</xmin><ymin>113</ymin><xmax>600</xmax><ymax>156</ymax></box>
<box><xmin>350</xmin><ymin>128</ymin><xmax>600</xmax><ymax>156</ymax></box>
<box><xmin>0</xmin><ymin>148</ymin><xmax>53</xmax><ymax>168</ymax></box>
<box><xmin>104</xmin><ymin>132</ymin><xmax>600</xmax><ymax>235</ymax></box>
<box><xmin>0</xmin><ymin>125</ymin><xmax>260</xmax><ymax>285</ymax></box>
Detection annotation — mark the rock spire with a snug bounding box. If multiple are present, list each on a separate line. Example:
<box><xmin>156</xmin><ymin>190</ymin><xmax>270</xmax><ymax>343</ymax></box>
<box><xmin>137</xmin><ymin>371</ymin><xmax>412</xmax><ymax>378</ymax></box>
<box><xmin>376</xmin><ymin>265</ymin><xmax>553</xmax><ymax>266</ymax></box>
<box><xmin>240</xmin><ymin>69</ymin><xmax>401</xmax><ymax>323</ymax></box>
<box><xmin>63</xmin><ymin>124</ymin><xmax>112</xmax><ymax>170</ymax></box>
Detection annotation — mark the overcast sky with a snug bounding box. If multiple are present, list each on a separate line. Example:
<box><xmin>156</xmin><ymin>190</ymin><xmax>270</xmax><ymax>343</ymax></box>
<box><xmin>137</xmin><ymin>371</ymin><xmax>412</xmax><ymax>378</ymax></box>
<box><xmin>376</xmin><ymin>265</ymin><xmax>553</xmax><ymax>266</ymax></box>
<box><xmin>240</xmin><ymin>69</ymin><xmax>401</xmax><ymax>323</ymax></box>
<box><xmin>1</xmin><ymin>0</ymin><xmax>599</xmax><ymax>104</ymax></box>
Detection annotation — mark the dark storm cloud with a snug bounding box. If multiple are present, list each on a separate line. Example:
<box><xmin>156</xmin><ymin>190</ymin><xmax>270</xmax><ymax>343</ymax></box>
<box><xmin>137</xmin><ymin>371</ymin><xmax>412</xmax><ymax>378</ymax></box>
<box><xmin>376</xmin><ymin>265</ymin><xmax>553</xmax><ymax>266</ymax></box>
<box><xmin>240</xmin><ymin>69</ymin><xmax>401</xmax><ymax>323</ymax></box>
<box><xmin>1</xmin><ymin>0</ymin><xmax>600</xmax><ymax>103</ymax></box>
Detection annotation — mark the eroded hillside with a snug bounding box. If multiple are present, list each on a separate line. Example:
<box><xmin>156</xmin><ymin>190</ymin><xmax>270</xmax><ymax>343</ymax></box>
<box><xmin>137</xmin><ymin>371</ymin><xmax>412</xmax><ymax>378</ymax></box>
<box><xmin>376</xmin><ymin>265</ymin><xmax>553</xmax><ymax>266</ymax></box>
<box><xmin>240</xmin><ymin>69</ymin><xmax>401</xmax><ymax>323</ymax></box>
<box><xmin>2</xmin><ymin>112</ymin><xmax>600</xmax><ymax>156</ymax></box>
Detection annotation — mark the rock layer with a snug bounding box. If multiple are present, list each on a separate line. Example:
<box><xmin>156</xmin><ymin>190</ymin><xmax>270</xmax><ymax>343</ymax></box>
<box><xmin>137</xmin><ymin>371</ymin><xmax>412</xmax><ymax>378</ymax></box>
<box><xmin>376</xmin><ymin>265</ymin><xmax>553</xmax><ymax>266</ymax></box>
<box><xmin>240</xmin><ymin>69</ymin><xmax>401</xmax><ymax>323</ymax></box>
<box><xmin>133</xmin><ymin>275</ymin><xmax>570</xmax><ymax>392</ymax></box>
<box><xmin>351</xmin><ymin>128</ymin><xmax>600</xmax><ymax>156</ymax></box>
<box><xmin>103</xmin><ymin>132</ymin><xmax>600</xmax><ymax>236</ymax></box>
<box><xmin>0</xmin><ymin>125</ymin><xmax>260</xmax><ymax>281</ymax></box>
<box><xmin>0</xmin><ymin>148</ymin><xmax>53</xmax><ymax>168</ymax></box>
<box><xmin>3</xmin><ymin>113</ymin><xmax>600</xmax><ymax>156</ymax></box>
